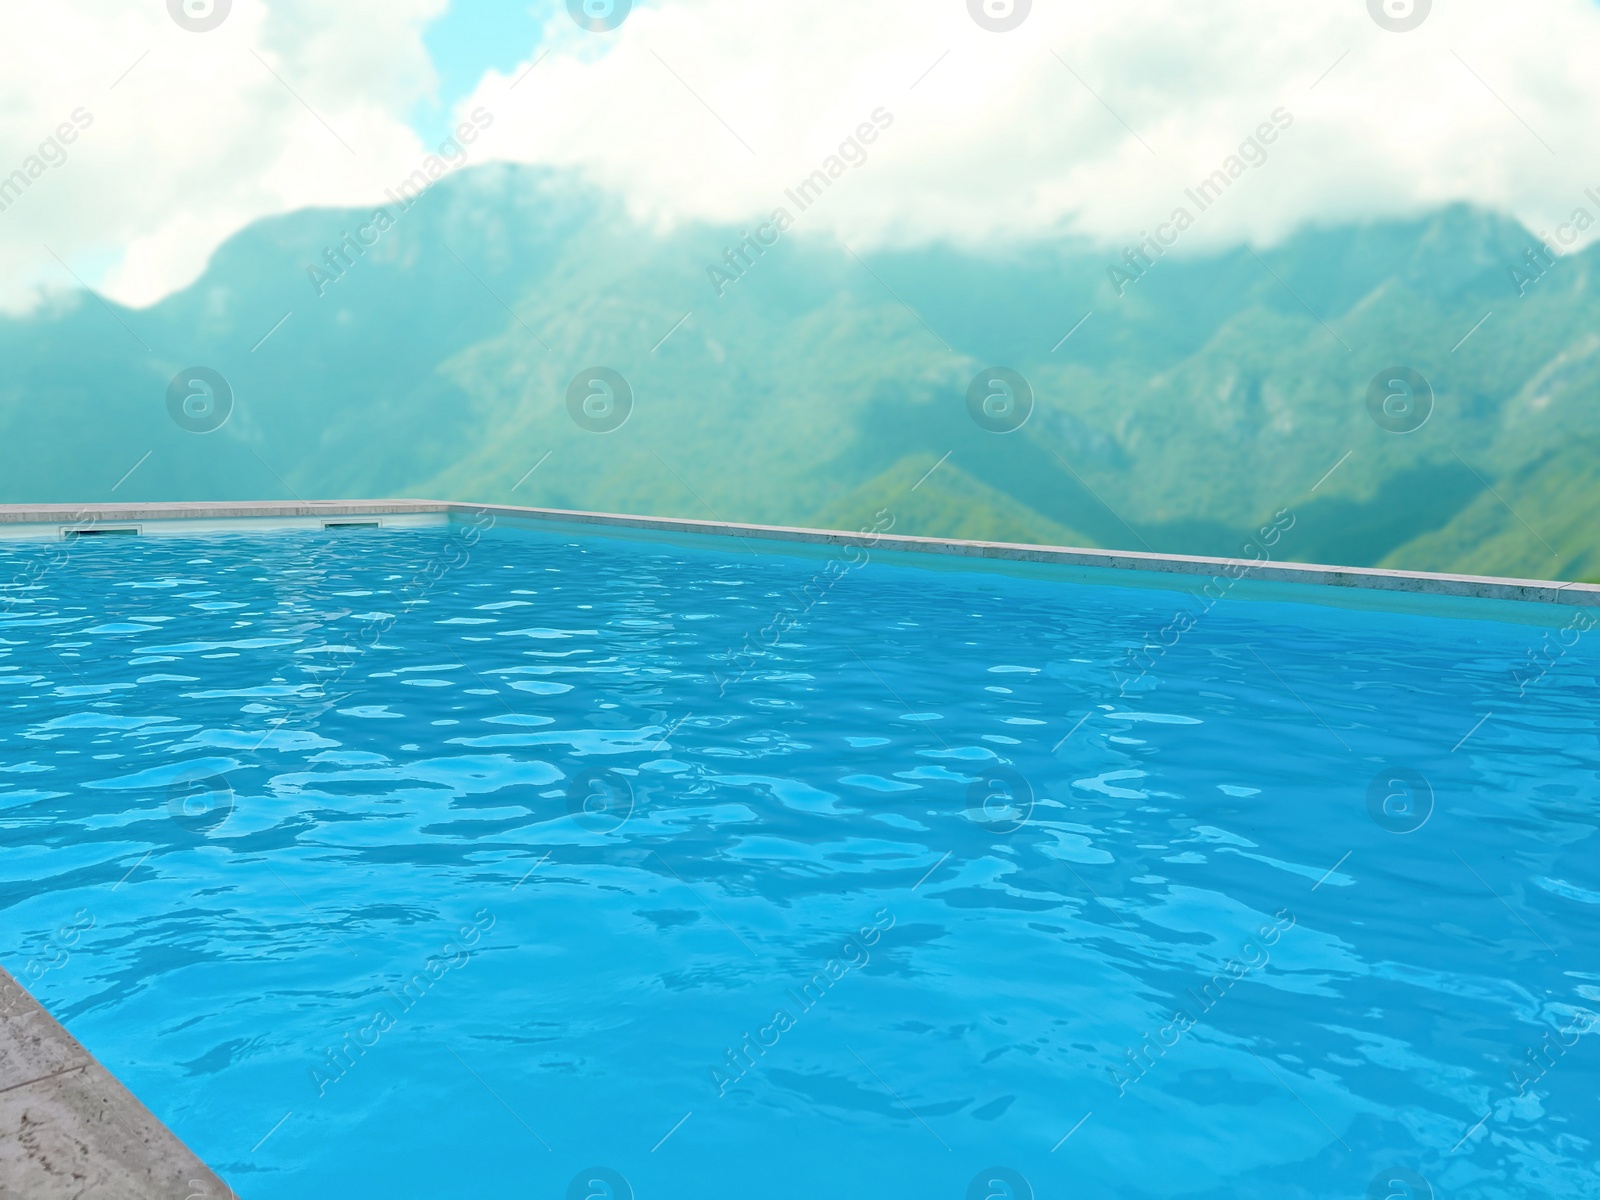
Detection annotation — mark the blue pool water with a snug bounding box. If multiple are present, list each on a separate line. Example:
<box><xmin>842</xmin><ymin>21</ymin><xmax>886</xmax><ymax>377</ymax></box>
<box><xmin>1</xmin><ymin>522</ymin><xmax>1597</xmax><ymax>1199</ymax></box>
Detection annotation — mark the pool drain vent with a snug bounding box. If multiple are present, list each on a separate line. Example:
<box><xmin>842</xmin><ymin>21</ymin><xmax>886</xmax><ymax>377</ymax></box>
<box><xmin>62</xmin><ymin>526</ymin><xmax>140</xmax><ymax>538</ymax></box>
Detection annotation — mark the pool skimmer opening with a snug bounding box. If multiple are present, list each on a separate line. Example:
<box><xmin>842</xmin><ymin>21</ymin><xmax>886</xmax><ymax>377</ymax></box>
<box><xmin>62</xmin><ymin>525</ymin><xmax>141</xmax><ymax>538</ymax></box>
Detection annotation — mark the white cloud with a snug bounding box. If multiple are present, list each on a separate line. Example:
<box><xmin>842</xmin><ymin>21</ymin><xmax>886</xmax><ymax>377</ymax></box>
<box><xmin>466</xmin><ymin>0</ymin><xmax>1600</xmax><ymax>254</ymax></box>
<box><xmin>3</xmin><ymin>0</ymin><xmax>1599</xmax><ymax>313</ymax></box>
<box><xmin>0</xmin><ymin>0</ymin><xmax>448</xmax><ymax>312</ymax></box>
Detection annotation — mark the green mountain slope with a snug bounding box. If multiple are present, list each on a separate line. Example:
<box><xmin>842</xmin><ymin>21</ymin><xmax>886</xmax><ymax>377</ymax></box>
<box><xmin>1380</xmin><ymin>441</ymin><xmax>1600</xmax><ymax>580</ymax></box>
<box><xmin>0</xmin><ymin>164</ymin><xmax>1595</xmax><ymax>581</ymax></box>
<box><xmin>809</xmin><ymin>455</ymin><xmax>1100</xmax><ymax>548</ymax></box>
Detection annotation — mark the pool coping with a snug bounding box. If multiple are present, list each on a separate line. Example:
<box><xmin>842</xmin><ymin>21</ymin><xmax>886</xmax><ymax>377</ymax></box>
<box><xmin>2</xmin><ymin>499</ymin><xmax>1596</xmax><ymax>609</ymax></box>
<box><xmin>0</xmin><ymin>965</ymin><xmax>234</xmax><ymax>1198</ymax></box>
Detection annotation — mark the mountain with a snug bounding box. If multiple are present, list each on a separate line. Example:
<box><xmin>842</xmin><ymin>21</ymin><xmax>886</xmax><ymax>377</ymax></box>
<box><xmin>1</xmin><ymin>164</ymin><xmax>1595</xmax><ymax>581</ymax></box>
<box><xmin>812</xmin><ymin>456</ymin><xmax>1098</xmax><ymax>548</ymax></box>
<box><xmin>1375</xmin><ymin>441</ymin><xmax>1600</xmax><ymax>581</ymax></box>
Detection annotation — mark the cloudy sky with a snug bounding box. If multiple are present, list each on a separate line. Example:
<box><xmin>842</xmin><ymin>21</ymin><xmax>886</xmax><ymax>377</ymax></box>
<box><xmin>2</xmin><ymin>0</ymin><xmax>1598</xmax><ymax>312</ymax></box>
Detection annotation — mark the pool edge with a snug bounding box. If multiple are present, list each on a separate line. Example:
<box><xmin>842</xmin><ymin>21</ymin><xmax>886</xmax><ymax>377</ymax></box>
<box><xmin>0</xmin><ymin>965</ymin><xmax>235</xmax><ymax>1199</ymax></box>
<box><xmin>2</xmin><ymin>498</ymin><xmax>1596</xmax><ymax>609</ymax></box>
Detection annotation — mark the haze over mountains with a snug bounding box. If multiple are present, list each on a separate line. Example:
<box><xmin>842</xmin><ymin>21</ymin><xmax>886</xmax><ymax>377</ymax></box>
<box><xmin>2</xmin><ymin>163</ymin><xmax>1595</xmax><ymax>581</ymax></box>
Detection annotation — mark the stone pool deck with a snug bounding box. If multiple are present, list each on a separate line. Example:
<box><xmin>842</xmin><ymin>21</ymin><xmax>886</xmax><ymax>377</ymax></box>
<box><xmin>0</xmin><ymin>966</ymin><xmax>232</xmax><ymax>1199</ymax></box>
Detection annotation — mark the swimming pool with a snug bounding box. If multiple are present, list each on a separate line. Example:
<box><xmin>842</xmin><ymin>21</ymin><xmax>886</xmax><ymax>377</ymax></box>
<box><xmin>1</xmin><ymin>518</ymin><xmax>1596</xmax><ymax>1198</ymax></box>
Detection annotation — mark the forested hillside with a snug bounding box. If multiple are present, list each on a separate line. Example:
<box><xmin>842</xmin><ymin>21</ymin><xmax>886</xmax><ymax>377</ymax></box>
<box><xmin>2</xmin><ymin>165</ymin><xmax>1593</xmax><ymax>580</ymax></box>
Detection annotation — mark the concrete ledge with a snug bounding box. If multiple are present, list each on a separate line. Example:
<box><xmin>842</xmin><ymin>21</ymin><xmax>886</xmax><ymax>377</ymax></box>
<box><xmin>0</xmin><ymin>967</ymin><xmax>232</xmax><ymax>1199</ymax></box>
<box><xmin>2</xmin><ymin>499</ymin><xmax>1596</xmax><ymax>609</ymax></box>
<box><xmin>0</xmin><ymin>500</ymin><xmax>450</xmax><ymax>524</ymax></box>
<box><xmin>458</xmin><ymin>502</ymin><xmax>1600</xmax><ymax>610</ymax></box>
<box><xmin>0</xmin><ymin>500</ymin><xmax>449</xmax><ymax>541</ymax></box>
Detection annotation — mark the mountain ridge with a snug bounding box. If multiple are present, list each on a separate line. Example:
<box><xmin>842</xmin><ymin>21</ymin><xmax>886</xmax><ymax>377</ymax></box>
<box><xmin>1</xmin><ymin>165</ymin><xmax>1593</xmax><ymax>580</ymax></box>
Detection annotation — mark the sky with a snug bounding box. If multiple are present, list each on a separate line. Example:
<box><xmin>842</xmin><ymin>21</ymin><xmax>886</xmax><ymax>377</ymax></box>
<box><xmin>2</xmin><ymin>0</ymin><xmax>1600</xmax><ymax>313</ymax></box>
